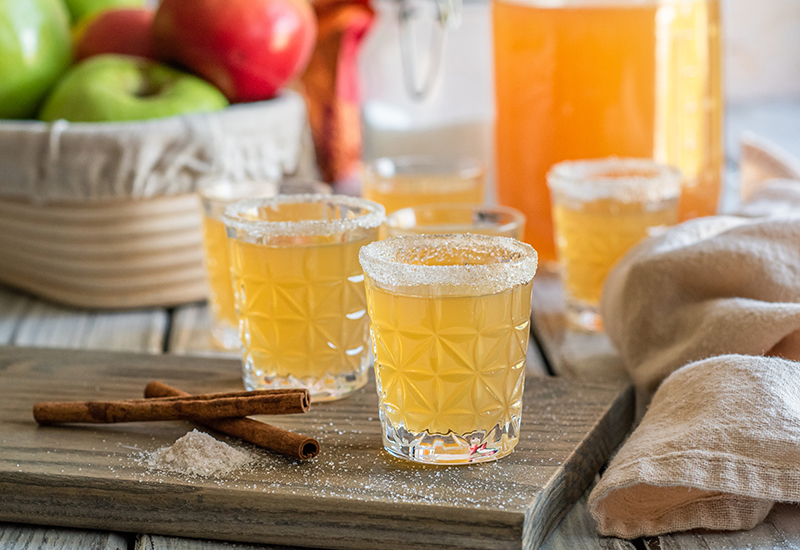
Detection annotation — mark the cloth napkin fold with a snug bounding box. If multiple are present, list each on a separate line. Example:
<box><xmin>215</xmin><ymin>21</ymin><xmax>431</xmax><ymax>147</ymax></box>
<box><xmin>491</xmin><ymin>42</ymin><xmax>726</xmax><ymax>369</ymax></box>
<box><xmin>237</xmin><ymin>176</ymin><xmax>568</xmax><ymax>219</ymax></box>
<box><xmin>588</xmin><ymin>179</ymin><xmax>800</xmax><ymax>538</ymax></box>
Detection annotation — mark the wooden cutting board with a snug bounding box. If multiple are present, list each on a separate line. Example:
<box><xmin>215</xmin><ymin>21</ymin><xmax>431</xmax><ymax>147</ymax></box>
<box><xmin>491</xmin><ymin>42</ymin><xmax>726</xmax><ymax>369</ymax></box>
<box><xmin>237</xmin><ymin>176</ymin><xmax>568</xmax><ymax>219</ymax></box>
<box><xmin>0</xmin><ymin>346</ymin><xmax>633</xmax><ymax>550</ymax></box>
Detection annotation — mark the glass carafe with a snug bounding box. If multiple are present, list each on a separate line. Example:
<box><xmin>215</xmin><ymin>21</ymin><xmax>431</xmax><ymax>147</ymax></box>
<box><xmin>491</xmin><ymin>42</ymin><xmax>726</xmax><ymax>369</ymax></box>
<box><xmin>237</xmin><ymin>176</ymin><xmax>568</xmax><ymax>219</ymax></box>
<box><xmin>493</xmin><ymin>0</ymin><xmax>723</xmax><ymax>264</ymax></box>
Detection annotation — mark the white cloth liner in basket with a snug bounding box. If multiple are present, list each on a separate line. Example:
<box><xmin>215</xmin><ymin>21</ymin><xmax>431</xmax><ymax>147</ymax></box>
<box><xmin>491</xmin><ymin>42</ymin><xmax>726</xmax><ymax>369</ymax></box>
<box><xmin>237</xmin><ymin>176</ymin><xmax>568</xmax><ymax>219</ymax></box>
<box><xmin>0</xmin><ymin>91</ymin><xmax>313</xmax><ymax>309</ymax></box>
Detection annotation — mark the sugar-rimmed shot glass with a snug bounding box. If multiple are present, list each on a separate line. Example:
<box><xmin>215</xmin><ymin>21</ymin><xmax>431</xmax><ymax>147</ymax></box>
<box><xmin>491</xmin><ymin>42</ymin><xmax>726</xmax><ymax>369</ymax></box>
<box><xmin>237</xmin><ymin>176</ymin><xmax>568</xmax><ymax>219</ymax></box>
<box><xmin>386</xmin><ymin>203</ymin><xmax>526</xmax><ymax>239</ymax></box>
<box><xmin>199</xmin><ymin>178</ymin><xmax>330</xmax><ymax>350</ymax></box>
<box><xmin>547</xmin><ymin>158</ymin><xmax>681</xmax><ymax>332</ymax></box>
<box><xmin>223</xmin><ymin>194</ymin><xmax>385</xmax><ymax>401</ymax></box>
<box><xmin>362</xmin><ymin>155</ymin><xmax>484</xmax><ymax>213</ymax></box>
<box><xmin>359</xmin><ymin>234</ymin><xmax>538</xmax><ymax>464</ymax></box>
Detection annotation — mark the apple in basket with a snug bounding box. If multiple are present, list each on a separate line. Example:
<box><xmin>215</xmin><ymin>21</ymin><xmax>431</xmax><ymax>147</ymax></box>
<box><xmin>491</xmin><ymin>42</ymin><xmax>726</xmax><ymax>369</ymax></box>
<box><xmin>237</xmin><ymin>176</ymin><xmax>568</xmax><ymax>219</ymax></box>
<box><xmin>152</xmin><ymin>0</ymin><xmax>317</xmax><ymax>102</ymax></box>
<box><xmin>0</xmin><ymin>0</ymin><xmax>72</xmax><ymax>119</ymax></box>
<box><xmin>74</xmin><ymin>7</ymin><xmax>157</xmax><ymax>61</ymax></box>
<box><xmin>38</xmin><ymin>54</ymin><xmax>229</xmax><ymax>122</ymax></box>
<box><xmin>63</xmin><ymin>0</ymin><xmax>145</xmax><ymax>24</ymax></box>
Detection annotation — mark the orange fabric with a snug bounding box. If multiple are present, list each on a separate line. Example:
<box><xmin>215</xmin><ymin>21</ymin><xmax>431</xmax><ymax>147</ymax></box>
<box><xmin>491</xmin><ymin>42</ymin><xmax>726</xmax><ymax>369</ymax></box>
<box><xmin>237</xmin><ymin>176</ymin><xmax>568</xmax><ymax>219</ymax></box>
<box><xmin>300</xmin><ymin>0</ymin><xmax>374</xmax><ymax>183</ymax></box>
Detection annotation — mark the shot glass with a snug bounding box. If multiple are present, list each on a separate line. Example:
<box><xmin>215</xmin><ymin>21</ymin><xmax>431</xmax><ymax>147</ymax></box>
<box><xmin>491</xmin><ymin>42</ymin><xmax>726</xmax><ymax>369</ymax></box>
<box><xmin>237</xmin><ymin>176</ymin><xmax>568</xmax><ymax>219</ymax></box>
<box><xmin>362</xmin><ymin>156</ymin><xmax>484</xmax><ymax>213</ymax></box>
<box><xmin>199</xmin><ymin>179</ymin><xmax>330</xmax><ymax>350</ymax></box>
<box><xmin>359</xmin><ymin>234</ymin><xmax>538</xmax><ymax>464</ymax></box>
<box><xmin>223</xmin><ymin>194</ymin><xmax>385</xmax><ymax>401</ymax></box>
<box><xmin>386</xmin><ymin>203</ymin><xmax>526</xmax><ymax>239</ymax></box>
<box><xmin>547</xmin><ymin>158</ymin><xmax>681</xmax><ymax>332</ymax></box>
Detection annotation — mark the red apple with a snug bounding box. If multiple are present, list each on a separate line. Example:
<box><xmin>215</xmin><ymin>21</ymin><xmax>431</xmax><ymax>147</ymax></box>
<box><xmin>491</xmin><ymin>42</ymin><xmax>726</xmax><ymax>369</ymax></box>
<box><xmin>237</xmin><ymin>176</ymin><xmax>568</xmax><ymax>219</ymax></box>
<box><xmin>74</xmin><ymin>7</ymin><xmax>156</xmax><ymax>61</ymax></box>
<box><xmin>152</xmin><ymin>0</ymin><xmax>317</xmax><ymax>103</ymax></box>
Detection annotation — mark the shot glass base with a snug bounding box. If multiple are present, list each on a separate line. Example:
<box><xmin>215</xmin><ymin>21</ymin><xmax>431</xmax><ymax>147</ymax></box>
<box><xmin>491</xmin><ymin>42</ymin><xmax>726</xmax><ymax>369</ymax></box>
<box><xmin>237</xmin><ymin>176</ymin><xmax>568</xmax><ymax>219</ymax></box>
<box><xmin>565</xmin><ymin>300</ymin><xmax>604</xmax><ymax>332</ymax></box>
<box><xmin>381</xmin><ymin>419</ymin><xmax>521</xmax><ymax>465</ymax></box>
<box><xmin>243</xmin><ymin>364</ymin><xmax>369</xmax><ymax>402</ymax></box>
<box><xmin>210</xmin><ymin>323</ymin><xmax>240</xmax><ymax>351</ymax></box>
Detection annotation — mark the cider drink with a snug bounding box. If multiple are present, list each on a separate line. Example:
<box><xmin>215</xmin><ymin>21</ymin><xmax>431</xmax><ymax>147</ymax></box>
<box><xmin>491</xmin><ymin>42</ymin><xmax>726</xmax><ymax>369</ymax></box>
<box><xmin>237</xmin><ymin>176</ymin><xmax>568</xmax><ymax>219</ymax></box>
<box><xmin>224</xmin><ymin>195</ymin><xmax>385</xmax><ymax>401</ymax></box>
<box><xmin>199</xmin><ymin>179</ymin><xmax>329</xmax><ymax>350</ymax></box>
<box><xmin>548</xmin><ymin>158</ymin><xmax>681</xmax><ymax>331</ymax></box>
<box><xmin>494</xmin><ymin>0</ymin><xmax>722</xmax><ymax>264</ymax></box>
<box><xmin>201</xmin><ymin>216</ymin><xmax>239</xmax><ymax>347</ymax></box>
<box><xmin>360</xmin><ymin>234</ymin><xmax>538</xmax><ymax>464</ymax></box>
<box><xmin>363</xmin><ymin>156</ymin><xmax>484</xmax><ymax>213</ymax></box>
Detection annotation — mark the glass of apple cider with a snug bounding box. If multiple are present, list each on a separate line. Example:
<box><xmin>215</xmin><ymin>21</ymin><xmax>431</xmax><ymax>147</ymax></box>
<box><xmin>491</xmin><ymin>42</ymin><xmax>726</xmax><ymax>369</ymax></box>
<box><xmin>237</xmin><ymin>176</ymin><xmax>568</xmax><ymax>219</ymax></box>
<box><xmin>362</xmin><ymin>156</ymin><xmax>484</xmax><ymax>214</ymax></box>
<box><xmin>359</xmin><ymin>234</ymin><xmax>538</xmax><ymax>464</ymax></box>
<box><xmin>223</xmin><ymin>194</ymin><xmax>385</xmax><ymax>401</ymax></box>
<box><xmin>547</xmin><ymin>158</ymin><xmax>681</xmax><ymax>332</ymax></box>
<box><xmin>199</xmin><ymin>179</ymin><xmax>330</xmax><ymax>350</ymax></box>
<box><xmin>386</xmin><ymin>203</ymin><xmax>526</xmax><ymax>239</ymax></box>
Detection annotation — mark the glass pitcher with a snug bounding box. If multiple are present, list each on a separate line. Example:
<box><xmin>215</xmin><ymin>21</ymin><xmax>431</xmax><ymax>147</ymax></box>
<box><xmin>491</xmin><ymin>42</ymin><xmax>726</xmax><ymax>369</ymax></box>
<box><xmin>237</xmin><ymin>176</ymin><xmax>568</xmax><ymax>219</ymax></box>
<box><xmin>493</xmin><ymin>0</ymin><xmax>723</xmax><ymax>264</ymax></box>
<box><xmin>359</xmin><ymin>0</ymin><xmax>495</xmax><ymax>197</ymax></box>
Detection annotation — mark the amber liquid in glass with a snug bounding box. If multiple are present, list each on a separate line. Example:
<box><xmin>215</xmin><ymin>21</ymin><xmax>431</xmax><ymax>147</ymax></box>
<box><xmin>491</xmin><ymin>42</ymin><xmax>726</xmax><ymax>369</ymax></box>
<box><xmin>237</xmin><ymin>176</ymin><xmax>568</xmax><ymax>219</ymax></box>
<box><xmin>553</xmin><ymin>197</ymin><xmax>678</xmax><ymax>307</ymax></box>
<box><xmin>201</xmin><ymin>216</ymin><xmax>238</xmax><ymax>344</ymax></box>
<box><xmin>494</xmin><ymin>0</ymin><xmax>722</xmax><ymax>263</ymax></box>
<box><xmin>363</xmin><ymin>173</ymin><xmax>484</xmax><ymax>214</ymax></box>
<box><xmin>229</xmin><ymin>234</ymin><xmax>375</xmax><ymax>400</ymax></box>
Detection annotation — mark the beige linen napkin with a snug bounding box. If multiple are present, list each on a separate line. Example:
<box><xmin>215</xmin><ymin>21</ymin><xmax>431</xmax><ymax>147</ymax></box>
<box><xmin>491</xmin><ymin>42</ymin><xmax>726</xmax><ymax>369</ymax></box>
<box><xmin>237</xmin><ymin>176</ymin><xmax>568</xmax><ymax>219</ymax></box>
<box><xmin>587</xmin><ymin>179</ymin><xmax>800</xmax><ymax>538</ymax></box>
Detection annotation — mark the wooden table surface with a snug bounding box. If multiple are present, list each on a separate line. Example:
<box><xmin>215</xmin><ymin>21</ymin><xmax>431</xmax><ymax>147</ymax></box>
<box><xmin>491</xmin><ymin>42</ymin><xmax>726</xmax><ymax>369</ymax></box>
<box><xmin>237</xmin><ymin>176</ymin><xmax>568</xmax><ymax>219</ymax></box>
<box><xmin>2</xmin><ymin>272</ymin><xmax>799</xmax><ymax>550</ymax></box>
<box><xmin>2</xmin><ymin>100</ymin><xmax>800</xmax><ymax>549</ymax></box>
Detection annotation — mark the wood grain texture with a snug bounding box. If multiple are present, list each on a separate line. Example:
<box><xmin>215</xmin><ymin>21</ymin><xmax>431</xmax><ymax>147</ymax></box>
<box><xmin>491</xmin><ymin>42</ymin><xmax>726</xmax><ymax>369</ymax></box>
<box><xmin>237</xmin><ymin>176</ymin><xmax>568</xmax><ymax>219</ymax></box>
<box><xmin>541</xmin><ymin>487</ymin><xmax>635</xmax><ymax>550</ymax></box>
<box><xmin>530</xmin><ymin>271</ymin><xmax>628</xmax><ymax>385</ymax></box>
<box><xmin>647</xmin><ymin>504</ymin><xmax>800</xmax><ymax>550</ymax></box>
<box><xmin>0</xmin><ymin>346</ymin><xmax>633</xmax><ymax>550</ymax></box>
<box><xmin>0</xmin><ymin>522</ymin><xmax>127</xmax><ymax>550</ymax></box>
<box><xmin>137</xmin><ymin>534</ymin><xmax>300</xmax><ymax>550</ymax></box>
<box><xmin>11</xmin><ymin>299</ymin><xmax>167</xmax><ymax>353</ymax></box>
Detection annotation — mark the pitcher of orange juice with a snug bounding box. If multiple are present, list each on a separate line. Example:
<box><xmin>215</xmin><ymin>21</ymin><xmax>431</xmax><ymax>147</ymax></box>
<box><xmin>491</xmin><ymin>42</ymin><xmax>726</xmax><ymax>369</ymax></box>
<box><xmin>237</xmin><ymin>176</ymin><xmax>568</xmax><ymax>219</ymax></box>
<box><xmin>493</xmin><ymin>0</ymin><xmax>723</xmax><ymax>264</ymax></box>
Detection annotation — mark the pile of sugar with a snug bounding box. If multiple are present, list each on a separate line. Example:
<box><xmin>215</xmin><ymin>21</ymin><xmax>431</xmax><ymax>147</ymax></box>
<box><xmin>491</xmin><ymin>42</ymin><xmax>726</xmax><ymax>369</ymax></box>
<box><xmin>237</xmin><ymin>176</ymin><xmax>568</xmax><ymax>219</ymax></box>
<box><xmin>144</xmin><ymin>429</ymin><xmax>252</xmax><ymax>477</ymax></box>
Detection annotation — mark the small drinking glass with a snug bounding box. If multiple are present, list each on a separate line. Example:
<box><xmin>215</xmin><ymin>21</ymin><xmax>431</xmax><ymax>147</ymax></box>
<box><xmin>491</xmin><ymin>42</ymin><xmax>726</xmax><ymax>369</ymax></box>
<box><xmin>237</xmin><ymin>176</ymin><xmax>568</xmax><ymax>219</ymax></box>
<box><xmin>547</xmin><ymin>158</ymin><xmax>681</xmax><ymax>332</ymax></box>
<box><xmin>199</xmin><ymin>179</ymin><xmax>330</xmax><ymax>350</ymax></box>
<box><xmin>359</xmin><ymin>234</ymin><xmax>538</xmax><ymax>464</ymax></box>
<box><xmin>386</xmin><ymin>203</ymin><xmax>526</xmax><ymax>239</ymax></box>
<box><xmin>223</xmin><ymin>194</ymin><xmax>385</xmax><ymax>401</ymax></box>
<box><xmin>362</xmin><ymin>155</ymin><xmax>484</xmax><ymax>213</ymax></box>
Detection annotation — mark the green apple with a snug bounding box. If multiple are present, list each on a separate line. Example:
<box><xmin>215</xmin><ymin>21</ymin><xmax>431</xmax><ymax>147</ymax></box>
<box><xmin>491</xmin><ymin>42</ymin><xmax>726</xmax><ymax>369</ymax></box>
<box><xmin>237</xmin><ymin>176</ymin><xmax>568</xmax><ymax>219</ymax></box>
<box><xmin>39</xmin><ymin>54</ymin><xmax>229</xmax><ymax>123</ymax></box>
<box><xmin>64</xmin><ymin>0</ymin><xmax>145</xmax><ymax>24</ymax></box>
<box><xmin>0</xmin><ymin>0</ymin><xmax>72</xmax><ymax>119</ymax></box>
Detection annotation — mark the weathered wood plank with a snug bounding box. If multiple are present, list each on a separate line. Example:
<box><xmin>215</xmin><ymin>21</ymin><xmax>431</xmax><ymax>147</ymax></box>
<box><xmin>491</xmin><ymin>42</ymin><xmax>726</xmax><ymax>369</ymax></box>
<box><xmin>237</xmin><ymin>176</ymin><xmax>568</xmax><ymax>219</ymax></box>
<box><xmin>0</xmin><ymin>522</ymin><xmax>127</xmax><ymax>550</ymax></box>
<box><xmin>530</xmin><ymin>271</ymin><xmax>629</xmax><ymax>386</ymax></box>
<box><xmin>12</xmin><ymin>299</ymin><xmax>167</xmax><ymax>353</ymax></box>
<box><xmin>541</xmin><ymin>487</ymin><xmax>636</xmax><ymax>550</ymax></box>
<box><xmin>648</xmin><ymin>503</ymin><xmax>800</xmax><ymax>550</ymax></box>
<box><xmin>0</xmin><ymin>287</ymin><xmax>31</xmax><ymax>345</ymax></box>
<box><xmin>0</xmin><ymin>287</ymin><xmax>168</xmax><ymax>548</ymax></box>
<box><xmin>137</xmin><ymin>534</ymin><xmax>300</xmax><ymax>550</ymax></box>
<box><xmin>0</xmin><ymin>346</ymin><xmax>633</xmax><ymax>550</ymax></box>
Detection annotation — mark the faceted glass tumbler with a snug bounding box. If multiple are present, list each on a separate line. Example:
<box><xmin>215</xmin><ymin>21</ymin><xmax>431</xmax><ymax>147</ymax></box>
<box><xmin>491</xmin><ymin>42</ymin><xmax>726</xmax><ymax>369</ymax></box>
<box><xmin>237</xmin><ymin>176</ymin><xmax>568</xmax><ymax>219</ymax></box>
<box><xmin>199</xmin><ymin>178</ymin><xmax>330</xmax><ymax>350</ymax></box>
<box><xmin>360</xmin><ymin>234</ymin><xmax>538</xmax><ymax>464</ymax></box>
<box><xmin>547</xmin><ymin>158</ymin><xmax>681</xmax><ymax>332</ymax></box>
<box><xmin>223</xmin><ymin>194</ymin><xmax>385</xmax><ymax>401</ymax></box>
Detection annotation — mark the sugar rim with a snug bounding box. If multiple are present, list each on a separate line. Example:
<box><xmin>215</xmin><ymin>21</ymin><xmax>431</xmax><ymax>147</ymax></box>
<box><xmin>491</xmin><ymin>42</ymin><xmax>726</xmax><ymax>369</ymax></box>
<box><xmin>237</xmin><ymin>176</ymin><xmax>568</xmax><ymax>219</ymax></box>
<box><xmin>223</xmin><ymin>194</ymin><xmax>386</xmax><ymax>237</ymax></box>
<box><xmin>546</xmin><ymin>157</ymin><xmax>682</xmax><ymax>203</ymax></box>
<box><xmin>359</xmin><ymin>234</ymin><xmax>538</xmax><ymax>291</ymax></box>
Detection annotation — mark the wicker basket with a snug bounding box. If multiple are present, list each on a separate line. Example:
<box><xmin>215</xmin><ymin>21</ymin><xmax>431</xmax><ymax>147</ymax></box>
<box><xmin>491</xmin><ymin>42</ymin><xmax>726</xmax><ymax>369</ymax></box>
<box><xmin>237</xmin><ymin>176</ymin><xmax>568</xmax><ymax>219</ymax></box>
<box><xmin>0</xmin><ymin>91</ymin><xmax>312</xmax><ymax>309</ymax></box>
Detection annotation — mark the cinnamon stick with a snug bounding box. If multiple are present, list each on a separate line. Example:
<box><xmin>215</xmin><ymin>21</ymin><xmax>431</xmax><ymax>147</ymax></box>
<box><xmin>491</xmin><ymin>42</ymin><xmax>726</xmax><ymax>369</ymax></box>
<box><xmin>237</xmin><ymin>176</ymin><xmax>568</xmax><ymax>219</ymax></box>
<box><xmin>144</xmin><ymin>381</ymin><xmax>320</xmax><ymax>461</ymax></box>
<box><xmin>33</xmin><ymin>388</ymin><xmax>309</xmax><ymax>425</ymax></box>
